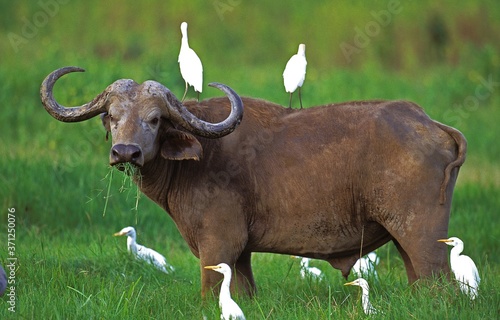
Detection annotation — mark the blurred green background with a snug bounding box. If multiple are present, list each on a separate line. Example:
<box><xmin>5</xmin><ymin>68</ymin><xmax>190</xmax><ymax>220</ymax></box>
<box><xmin>0</xmin><ymin>0</ymin><xmax>499</xmax><ymax>318</ymax></box>
<box><xmin>2</xmin><ymin>0</ymin><xmax>499</xmax><ymax>227</ymax></box>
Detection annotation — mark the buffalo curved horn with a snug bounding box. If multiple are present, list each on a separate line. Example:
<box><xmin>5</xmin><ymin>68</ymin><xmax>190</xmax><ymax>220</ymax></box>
<box><xmin>40</xmin><ymin>66</ymin><xmax>109</xmax><ymax>122</ymax></box>
<box><xmin>161</xmin><ymin>82</ymin><xmax>244</xmax><ymax>138</ymax></box>
<box><xmin>41</xmin><ymin>67</ymin><xmax>244</xmax><ymax>137</ymax></box>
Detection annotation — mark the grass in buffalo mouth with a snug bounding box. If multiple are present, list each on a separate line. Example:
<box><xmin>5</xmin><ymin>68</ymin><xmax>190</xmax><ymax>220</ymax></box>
<box><xmin>102</xmin><ymin>163</ymin><xmax>142</xmax><ymax>217</ymax></box>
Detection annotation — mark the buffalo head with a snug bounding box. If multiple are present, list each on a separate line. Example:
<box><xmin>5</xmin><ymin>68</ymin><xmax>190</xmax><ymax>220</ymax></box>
<box><xmin>40</xmin><ymin>67</ymin><xmax>243</xmax><ymax>168</ymax></box>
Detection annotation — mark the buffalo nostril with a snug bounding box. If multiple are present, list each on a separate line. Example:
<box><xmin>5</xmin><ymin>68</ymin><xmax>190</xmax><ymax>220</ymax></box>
<box><xmin>131</xmin><ymin>150</ymin><xmax>142</xmax><ymax>160</ymax></box>
<box><xmin>110</xmin><ymin>144</ymin><xmax>143</xmax><ymax>166</ymax></box>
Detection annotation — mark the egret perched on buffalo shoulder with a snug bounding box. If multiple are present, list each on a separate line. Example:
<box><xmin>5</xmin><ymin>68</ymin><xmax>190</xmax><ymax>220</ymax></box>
<box><xmin>204</xmin><ymin>263</ymin><xmax>246</xmax><ymax>320</ymax></box>
<box><xmin>114</xmin><ymin>226</ymin><xmax>174</xmax><ymax>274</ymax></box>
<box><xmin>178</xmin><ymin>21</ymin><xmax>203</xmax><ymax>102</ymax></box>
<box><xmin>344</xmin><ymin>278</ymin><xmax>379</xmax><ymax>315</ymax></box>
<box><xmin>438</xmin><ymin>237</ymin><xmax>480</xmax><ymax>300</ymax></box>
<box><xmin>283</xmin><ymin>43</ymin><xmax>307</xmax><ymax>109</ymax></box>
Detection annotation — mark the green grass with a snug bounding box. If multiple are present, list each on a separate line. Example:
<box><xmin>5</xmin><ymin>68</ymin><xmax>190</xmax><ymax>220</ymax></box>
<box><xmin>8</xmin><ymin>225</ymin><xmax>500</xmax><ymax>319</ymax></box>
<box><xmin>1</xmin><ymin>0</ymin><xmax>500</xmax><ymax>319</ymax></box>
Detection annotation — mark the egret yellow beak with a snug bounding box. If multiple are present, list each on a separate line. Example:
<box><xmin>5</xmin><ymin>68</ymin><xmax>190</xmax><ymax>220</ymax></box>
<box><xmin>204</xmin><ymin>265</ymin><xmax>221</xmax><ymax>270</ymax></box>
<box><xmin>344</xmin><ymin>281</ymin><xmax>355</xmax><ymax>286</ymax></box>
<box><xmin>113</xmin><ymin>231</ymin><xmax>125</xmax><ymax>236</ymax></box>
<box><xmin>437</xmin><ymin>239</ymin><xmax>451</xmax><ymax>243</ymax></box>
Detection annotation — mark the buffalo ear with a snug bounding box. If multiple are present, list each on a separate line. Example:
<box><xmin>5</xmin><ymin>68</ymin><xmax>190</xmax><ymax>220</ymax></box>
<box><xmin>160</xmin><ymin>129</ymin><xmax>203</xmax><ymax>161</ymax></box>
<box><xmin>100</xmin><ymin>112</ymin><xmax>111</xmax><ymax>131</ymax></box>
<box><xmin>100</xmin><ymin>113</ymin><xmax>111</xmax><ymax>140</ymax></box>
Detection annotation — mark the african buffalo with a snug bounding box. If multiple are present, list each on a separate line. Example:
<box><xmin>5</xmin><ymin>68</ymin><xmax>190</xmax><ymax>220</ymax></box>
<box><xmin>41</xmin><ymin>67</ymin><xmax>466</xmax><ymax>297</ymax></box>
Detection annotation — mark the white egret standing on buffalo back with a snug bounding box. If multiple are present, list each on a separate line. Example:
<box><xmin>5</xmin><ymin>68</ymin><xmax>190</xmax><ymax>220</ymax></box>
<box><xmin>204</xmin><ymin>263</ymin><xmax>246</xmax><ymax>320</ymax></box>
<box><xmin>114</xmin><ymin>226</ymin><xmax>174</xmax><ymax>274</ymax></box>
<box><xmin>178</xmin><ymin>21</ymin><xmax>203</xmax><ymax>102</ymax></box>
<box><xmin>344</xmin><ymin>278</ymin><xmax>379</xmax><ymax>315</ymax></box>
<box><xmin>437</xmin><ymin>237</ymin><xmax>480</xmax><ymax>300</ymax></box>
<box><xmin>283</xmin><ymin>43</ymin><xmax>307</xmax><ymax>109</ymax></box>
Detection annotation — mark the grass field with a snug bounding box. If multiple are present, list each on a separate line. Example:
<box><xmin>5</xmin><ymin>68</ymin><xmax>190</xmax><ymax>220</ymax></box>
<box><xmin>1</xmin><ymin>1</ymin><xmax>500</xmax><ymax>319</ymax></box>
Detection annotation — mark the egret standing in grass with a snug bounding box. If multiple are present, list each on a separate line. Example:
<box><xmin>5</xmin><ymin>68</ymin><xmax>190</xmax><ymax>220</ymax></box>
<box><xmin>295</xmin><ymin>257</ymin><xmax>323</xmax><ymax>280</ymax></box>
<box><xmin>438</xmin><ymin>237</ymin><xmax>480</xmax><ymax>300</ymax></box>
<box><xmin>352</xmin><ymin>252</ymin><xmax>380</xmax><ymax>279</ymax></box>
<box><xmin>204</xmin><ymin>263</ymin><xmax>246</xmax><ymax>320</ymax></box>
<box><xmin>178</xmin><ymin>21</ymin><xmax>203</xmax><ymax>102</ymax></box>
<box><xmin>114</xmin><ymin>226</ymin><xmax>174</xmax><ymax>274</ymax></box>
<box><xmin>283</xmin><ymin>43</ymin><xmax>307</xmax><ymax>109</ymax></box>
<box><xmin>345</xmin><ymin>278</ymin><xmax>378</xmax><ymax>315</ymax></box>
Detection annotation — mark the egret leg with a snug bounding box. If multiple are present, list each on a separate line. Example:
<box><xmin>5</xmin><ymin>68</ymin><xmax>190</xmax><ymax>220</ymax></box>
<box><xmin>196</xmin><ymin>91</ymin><xmax>200</xmax><ymax>102</ymax></box>
<box><xmin>288</xmin><ymin>92</ymin><xmax>293</xmax><ymax>108</ymax></box>
<box><xmin>181</xmin><ymin>82</ymin><xmax>188</xmax><ymax>102</ymax></box>
<box><xmin>298</xmin><ymin>87</ymin><xmax>303</xmax><ymax>109</ymax></box>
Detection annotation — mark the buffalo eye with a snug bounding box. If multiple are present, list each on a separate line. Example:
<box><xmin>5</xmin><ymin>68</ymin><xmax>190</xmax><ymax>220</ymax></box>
<box><xmin>108</xmin><ymin>114</ymin><xmax>119</xmax><ymax>130</ymax></box>
<box><xmin>150</xmin><ymin>117</ymin><xmax>159</xmax><ymax>126</ymax></box>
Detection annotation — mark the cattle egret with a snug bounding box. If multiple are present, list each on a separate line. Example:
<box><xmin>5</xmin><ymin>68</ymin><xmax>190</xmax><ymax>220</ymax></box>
<box><xmin>114</xmin><ymin>226</ymin><xmax>174</xmax><ymax>274</ymax></box>
<box><xmin>352</xmin><ymin>252</ymin><xmax>380</xmax><ymax>279</ymax></box>
<box><xmin>283</xmin><ymin>43</ymin><xmax>307</xmax><ymax>109</ymax></box>
<box><xmin>344</xmin><ymin>278</ymin><xmax>378</xmax><ymax>315</ymax></box>
<box><xmin>204</xmin><ymin>263</ymin><xmax>246</xmax><ymax>320</ymax></box>
<box><xmin>178</xmin><ymin>21</ymin><xmax>203</xmax><ymax>102</ymax></box>
<box><xmin>293</xmin><ymin>256</ymin><xmax>323</xmax><ymax>280</ymax></box>
<box><xmin>438</xmin><ymin>237</ymin><xmax>480</xmax><ymax>300</ymax></box>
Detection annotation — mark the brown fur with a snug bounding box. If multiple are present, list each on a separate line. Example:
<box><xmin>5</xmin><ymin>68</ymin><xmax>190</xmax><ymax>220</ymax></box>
<box><xmin>104</xmin><ymin>95</ymin><xmax>466</xmax><ymax>297</ymax></box>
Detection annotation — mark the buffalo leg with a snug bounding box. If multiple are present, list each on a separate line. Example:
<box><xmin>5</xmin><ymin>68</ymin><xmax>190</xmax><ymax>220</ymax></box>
<box><xmin>199</xmin><ymin>235</ymin><xmax>251</xmax><ymax>298</ymax></box>
<box><xmin>384</xmin><ymin>206</ymin><xmax>451</xmax><ymax>283</ymax></box>
<box><xmin>393</xmin><ymin>239</ymin><xmax>418</xmax><ymax>283</ymax></box>
<box><xmin>200</xmin><ymin>257</ymin><xmax>254</xmax><ymax>298</ymax></box>
<box><xmin>234</xmin><ymin>251</ymin><xmax>256</xmax><ymax>297</ymax></box>
<box><xmin>405</xmin><ymin>230</ymin><xmax>449</xmax><ymax>278</ymax></box>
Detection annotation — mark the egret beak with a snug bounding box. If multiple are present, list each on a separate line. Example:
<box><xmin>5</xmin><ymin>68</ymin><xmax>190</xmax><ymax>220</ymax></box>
<box><xmin>344</xmin><ymin>281</ymin><xmax>356</xmax><ymax>286</ymax></box>
<box><xmin>437</xmin><ymin>239</ymin><xmax>451</xmax><ymax>243</ymax></box>
<box><xmin>204</xmin><ymin>265</ymin><xmax>221</xmax><ymax>271</ymax></box>
<box><xmin>113</xmin><ymin>231</ymin><xmax>125</xmax><ymax>236</ymax></box>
